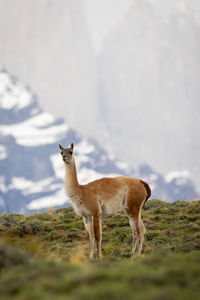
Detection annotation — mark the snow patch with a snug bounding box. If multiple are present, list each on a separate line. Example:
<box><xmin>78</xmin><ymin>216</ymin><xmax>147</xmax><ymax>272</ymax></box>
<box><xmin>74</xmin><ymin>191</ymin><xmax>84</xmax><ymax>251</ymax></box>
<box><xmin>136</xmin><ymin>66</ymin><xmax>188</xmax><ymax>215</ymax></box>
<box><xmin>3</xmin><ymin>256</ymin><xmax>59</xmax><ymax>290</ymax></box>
<box><xmin>115</xmin><ymin>161</ymin><xmax>128</xmax><ymax>170</ymax></box>
<box><xmin>8</xmin><ymin>176</ymin><xmax>62</xmax><ymax>195</ymax></box>
<box><xmin>75</xmin><ymin>139</ymin><xmax>95</xmax><ymax>154</ymax></box>
<box><xmin>8</xmin><ymin>177</ymin><xmax>33</xmax><ymax>191</ymax></box>
<box><xmin>0</xmin><ymin>145</ymin><xmax>7</xmax><ymax>160</ymax></box>
<box><xmin>165</xmin><ymin>170</ymin><xmax>190</xmax><ymax>183</ymax></box>
<box><xmin>149</xmin><ymin>174</ymin><xmax>159</xmax><ymax>181</ymax></box>
<box><xmin>0</xmin><ymin>176</ymin><xmax>7</xmax><ymax>193</ymax></box>
<box><xmin>0</xmin><ymin>113</ymin><xmax>68</xmax><ymax>146</ymax></box>
<box><xmin>76</xmin><ymin>154</ymin><xmax>91</xmax><ymax>170</ymax></box>
<box><xmin>50</xmin><ymin>153</ymin><xmax>65</xmax><ymax>179</ymax></box>
<box><xmin>0</xmin><ymin>72</ymin><xmax>33</xmax><ymax>110</ymax></box>
<box><xmin>27</xmin><ymin>189</ymin><xmax>68</xmax><ymax>210</ymax></box>
<box><xmin>23</xmin><ymin>112</ymin><xmax>55</xmax><ymax>127</ymax></box>
<box><xmin>174</xmin><ymin>178</ymin><xmax>189</xmax><ymax>186</ymax></box>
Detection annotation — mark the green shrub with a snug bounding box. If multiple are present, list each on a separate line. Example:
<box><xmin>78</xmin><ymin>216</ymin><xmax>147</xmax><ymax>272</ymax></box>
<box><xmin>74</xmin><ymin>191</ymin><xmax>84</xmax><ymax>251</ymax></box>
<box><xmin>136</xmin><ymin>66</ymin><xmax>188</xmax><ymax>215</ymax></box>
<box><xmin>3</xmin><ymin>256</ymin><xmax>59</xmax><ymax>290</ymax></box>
<box><xmin>145</xmin><ymin>230</ymin><xmax>160</xmax><ymax>241</ymax></box>
<box><xmin>42</xmin><ymin>231</ymin><xmax>61</xmax><ymax>241</ymax></box>
<box><xmin>0</xmin><ymin>200</ymin><xmax>200</xmax><ymax>299</ymax></box>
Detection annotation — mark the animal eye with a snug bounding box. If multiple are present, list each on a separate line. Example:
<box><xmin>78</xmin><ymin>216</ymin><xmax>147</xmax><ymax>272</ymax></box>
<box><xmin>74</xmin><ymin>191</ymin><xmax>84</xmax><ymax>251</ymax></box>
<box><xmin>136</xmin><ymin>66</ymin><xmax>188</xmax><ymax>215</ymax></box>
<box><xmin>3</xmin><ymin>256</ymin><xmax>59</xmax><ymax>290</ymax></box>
<box><xmin>61</xmin><ymin>152</ymin><xmax>63</xmax><ymax>155</ymax></box>
<box><xmin>69</xmin><ymin>151</ymin><xmax>73</xmax><ymax>155</ymax></box>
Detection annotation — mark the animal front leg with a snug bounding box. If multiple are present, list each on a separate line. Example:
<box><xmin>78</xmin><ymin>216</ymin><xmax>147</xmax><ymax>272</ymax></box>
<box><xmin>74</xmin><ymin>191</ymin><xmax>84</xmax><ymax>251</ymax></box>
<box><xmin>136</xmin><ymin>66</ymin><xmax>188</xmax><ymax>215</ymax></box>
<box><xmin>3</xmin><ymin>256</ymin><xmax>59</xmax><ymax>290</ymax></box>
<box><xmin>83</xmin><ymin>216</ymin><xmax>94</xmax><ymax>259</ymax></box>
<box><xmin>93</xmin><ymin>215</ymin><xmax>102</xmax><ymax>259</ymax></box>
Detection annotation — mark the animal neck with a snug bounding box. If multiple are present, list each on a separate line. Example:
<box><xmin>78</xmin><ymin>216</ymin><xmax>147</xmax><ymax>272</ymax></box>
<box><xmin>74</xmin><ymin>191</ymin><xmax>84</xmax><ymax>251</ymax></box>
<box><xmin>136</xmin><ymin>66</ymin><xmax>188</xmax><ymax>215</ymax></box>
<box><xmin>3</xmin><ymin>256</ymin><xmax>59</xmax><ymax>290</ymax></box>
<box><xmin>64</xmin><ymin>158</ymin><xmax>81</xmax><ymax>197</ymax></box>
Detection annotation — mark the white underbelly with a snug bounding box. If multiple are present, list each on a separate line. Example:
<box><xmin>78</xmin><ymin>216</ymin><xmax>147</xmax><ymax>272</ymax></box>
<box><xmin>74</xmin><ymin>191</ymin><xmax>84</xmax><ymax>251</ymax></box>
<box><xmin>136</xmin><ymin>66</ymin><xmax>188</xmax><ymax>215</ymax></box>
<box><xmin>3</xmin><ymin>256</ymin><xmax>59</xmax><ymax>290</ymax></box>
<box><xmin>99</xmin><ymin>189</ymin><xmax>128</xmax><ymax>216</ymax></box>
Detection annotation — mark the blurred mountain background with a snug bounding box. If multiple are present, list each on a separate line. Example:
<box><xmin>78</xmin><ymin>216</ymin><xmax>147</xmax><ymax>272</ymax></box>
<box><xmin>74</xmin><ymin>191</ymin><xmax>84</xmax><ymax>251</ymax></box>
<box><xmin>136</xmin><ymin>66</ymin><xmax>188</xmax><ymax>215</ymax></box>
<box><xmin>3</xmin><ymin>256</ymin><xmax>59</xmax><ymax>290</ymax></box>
<box><xmin>1</xmin><ymin>66</ymin><xmax>197</xmax><ymax>213</ymax></box>
<box><xmin>97</xmin><ymin>0</ymin><xmax>200</xmax><ymax>192</ymax></box>
<box><xmin>0</xmin><ymin>0</ymin><xmax>199</xmax><ymax>213</ymax></box>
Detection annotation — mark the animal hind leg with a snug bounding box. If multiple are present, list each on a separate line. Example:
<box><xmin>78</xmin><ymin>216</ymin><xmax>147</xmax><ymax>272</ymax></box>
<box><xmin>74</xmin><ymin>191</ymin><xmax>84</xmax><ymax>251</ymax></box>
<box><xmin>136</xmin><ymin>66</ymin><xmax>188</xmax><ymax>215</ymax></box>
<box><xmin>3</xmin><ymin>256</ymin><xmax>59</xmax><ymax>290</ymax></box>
<box><xmin>83</xmin><ymin>216</ymin><xmax>94</xmax><ymax>259</ymax></box>
<box><xmin>137</xmin><ymin>219</ymin><xmax>146</xmax><ymax>255</ymax></box>
<box><xmin>127</xmin><ymin>214</ymin><xmax>140</xmax><ymax>255</ymax></box>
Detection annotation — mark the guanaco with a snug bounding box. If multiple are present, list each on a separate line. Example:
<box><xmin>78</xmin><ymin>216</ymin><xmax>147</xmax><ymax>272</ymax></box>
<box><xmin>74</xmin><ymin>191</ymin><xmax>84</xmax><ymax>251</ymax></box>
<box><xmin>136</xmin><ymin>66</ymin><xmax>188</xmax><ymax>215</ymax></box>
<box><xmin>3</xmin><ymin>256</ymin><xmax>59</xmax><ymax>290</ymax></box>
<box><xmin>59</xmin><ymin>142</ymin><xmax>151</xmax><ymax>259</ymax></box>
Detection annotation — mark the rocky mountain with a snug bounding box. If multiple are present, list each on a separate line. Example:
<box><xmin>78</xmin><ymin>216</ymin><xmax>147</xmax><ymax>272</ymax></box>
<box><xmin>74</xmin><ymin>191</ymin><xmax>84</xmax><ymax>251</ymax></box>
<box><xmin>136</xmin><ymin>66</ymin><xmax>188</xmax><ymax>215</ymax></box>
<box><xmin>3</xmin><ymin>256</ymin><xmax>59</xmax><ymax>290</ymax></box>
<box><xmin>0</xmin><ymin>67</ymin><xmax>198</xmax><ymax>214</ymax></box>
<box><xmin>98</xmin><ymin>0</ymin><xmax>200</xmax><ymax>194</ymax></box>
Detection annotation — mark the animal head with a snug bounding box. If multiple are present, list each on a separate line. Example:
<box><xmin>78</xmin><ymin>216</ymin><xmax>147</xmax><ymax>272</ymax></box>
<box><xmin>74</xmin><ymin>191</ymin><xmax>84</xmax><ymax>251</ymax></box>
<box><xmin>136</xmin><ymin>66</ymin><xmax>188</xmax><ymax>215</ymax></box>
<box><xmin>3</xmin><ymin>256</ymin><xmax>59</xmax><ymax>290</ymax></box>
<box><xmin>58</xmin><ymin>143</ymin><xmax>74</xmax><ymax>164</ymax></box>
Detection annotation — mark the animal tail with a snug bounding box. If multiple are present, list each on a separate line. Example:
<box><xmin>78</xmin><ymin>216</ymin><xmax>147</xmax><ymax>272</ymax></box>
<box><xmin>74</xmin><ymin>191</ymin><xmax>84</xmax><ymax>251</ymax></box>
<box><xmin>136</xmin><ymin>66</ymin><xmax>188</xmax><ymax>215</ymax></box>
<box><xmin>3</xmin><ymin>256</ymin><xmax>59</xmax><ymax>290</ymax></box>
<box><xmin>140</xmin><ymin>180</ymin><xmax>151</xmax><ymax>203</ymax></box>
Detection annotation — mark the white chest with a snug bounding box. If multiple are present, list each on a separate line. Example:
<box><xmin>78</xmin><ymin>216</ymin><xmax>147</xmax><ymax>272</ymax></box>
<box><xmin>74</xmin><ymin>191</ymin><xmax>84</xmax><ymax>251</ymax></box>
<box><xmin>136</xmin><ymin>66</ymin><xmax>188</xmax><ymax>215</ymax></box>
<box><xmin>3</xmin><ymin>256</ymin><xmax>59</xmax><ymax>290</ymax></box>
<box><xmin>64</xmin><ymin>164</ymin><xmax>90</xmax><ymax>217</ymax></box>
<box><xmin>71</xmin><ymin>199</ymin><xmax>90</xmax><ymax>217</ymax></box>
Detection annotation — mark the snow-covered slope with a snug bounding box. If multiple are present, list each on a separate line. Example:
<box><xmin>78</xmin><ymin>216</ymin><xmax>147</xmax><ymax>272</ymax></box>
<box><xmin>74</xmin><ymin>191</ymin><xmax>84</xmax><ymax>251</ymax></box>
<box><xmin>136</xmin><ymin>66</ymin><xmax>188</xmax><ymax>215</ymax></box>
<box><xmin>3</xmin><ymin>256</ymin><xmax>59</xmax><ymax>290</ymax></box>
<box><xmin>0</xmin><ymin>67</ymin><xmax>198</xmax><ymax>213</ymax></box>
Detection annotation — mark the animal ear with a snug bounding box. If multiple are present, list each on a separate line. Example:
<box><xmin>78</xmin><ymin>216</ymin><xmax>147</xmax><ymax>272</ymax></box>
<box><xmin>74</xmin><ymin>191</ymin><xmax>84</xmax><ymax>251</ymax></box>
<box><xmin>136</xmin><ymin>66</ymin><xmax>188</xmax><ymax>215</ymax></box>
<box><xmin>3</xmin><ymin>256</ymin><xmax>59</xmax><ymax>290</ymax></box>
<box><xmin>58</xmin><ymin>144</ymin><xmax>64</xmax><ymax>150</ymax></box>
<box><xmin>70</xmin><ymin>142</ymin><xmax>74</xmax><ymax>150</ymax></box>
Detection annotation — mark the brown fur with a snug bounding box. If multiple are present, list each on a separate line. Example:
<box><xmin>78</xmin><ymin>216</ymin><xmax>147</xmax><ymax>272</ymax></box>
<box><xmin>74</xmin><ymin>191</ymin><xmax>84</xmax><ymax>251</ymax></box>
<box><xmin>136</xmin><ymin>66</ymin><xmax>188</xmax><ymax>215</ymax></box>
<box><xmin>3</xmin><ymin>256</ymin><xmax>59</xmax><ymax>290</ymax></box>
<box><xmin>59</xmin><ymin>143</ymin><xmax>151</xmax><ymax>258</ymax></box>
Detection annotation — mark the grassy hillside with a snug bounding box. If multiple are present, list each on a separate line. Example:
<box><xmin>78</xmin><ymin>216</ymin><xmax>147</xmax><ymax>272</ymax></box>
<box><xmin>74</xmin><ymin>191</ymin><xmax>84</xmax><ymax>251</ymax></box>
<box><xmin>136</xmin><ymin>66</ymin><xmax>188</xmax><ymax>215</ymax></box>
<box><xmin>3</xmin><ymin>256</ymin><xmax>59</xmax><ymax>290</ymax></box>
<box><xmin>0</xmin><ymin>199</ymin><xmax>200</xmax><ymax>299</ymax></box>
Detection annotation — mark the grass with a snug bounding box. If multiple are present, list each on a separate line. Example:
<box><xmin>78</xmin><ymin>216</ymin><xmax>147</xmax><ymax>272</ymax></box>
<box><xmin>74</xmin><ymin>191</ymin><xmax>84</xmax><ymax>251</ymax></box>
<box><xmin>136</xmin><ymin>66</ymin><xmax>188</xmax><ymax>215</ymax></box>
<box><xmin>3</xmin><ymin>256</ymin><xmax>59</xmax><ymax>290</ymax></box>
<box><xmin>0</xmin><ymin>199</ymin><xmax>200</xmax><ymax>299</ymax></box>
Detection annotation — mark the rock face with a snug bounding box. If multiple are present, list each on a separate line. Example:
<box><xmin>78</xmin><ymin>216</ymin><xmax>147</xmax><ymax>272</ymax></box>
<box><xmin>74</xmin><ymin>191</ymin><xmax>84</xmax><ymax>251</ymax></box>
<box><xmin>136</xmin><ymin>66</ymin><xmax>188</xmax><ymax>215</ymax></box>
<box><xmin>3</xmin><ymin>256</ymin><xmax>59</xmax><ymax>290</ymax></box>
<box><xmin>0</xmin><ymin>0</ymin><xmax>98</xmax><ymax>137</ymax></box>
<box><xmin>98</xmin><ymin>0</ymin><xmax>200</xmax><ymax>193</ymax></box>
